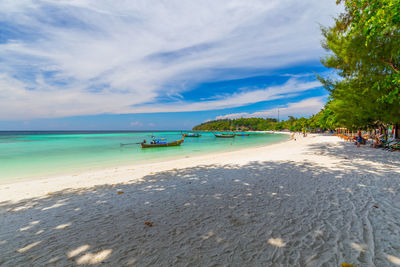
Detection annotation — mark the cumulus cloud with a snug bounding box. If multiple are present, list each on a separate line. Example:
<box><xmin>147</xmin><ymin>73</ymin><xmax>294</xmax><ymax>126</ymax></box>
<box><xmin>216</xmin><ymin>96</ymin><xmax>326</xmax><ymax>120</ymax></box>
<box><xmin>0</xmin><ymin>0</ymin><xmax>342</xmax><ymax>120</ymax></box>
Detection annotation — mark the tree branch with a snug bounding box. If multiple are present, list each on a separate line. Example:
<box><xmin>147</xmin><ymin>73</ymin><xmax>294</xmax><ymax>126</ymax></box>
<box><xmin>381</xmin><ymin>58</ymin><xmax>399</xmax><ymax>73</ymax></box>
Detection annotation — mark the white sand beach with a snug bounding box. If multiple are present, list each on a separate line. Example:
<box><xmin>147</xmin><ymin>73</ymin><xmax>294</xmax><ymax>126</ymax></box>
<box><xmin>1</xmin><ymin>135</ymin><xmax>400</xmax><ymax>266</ymax></box>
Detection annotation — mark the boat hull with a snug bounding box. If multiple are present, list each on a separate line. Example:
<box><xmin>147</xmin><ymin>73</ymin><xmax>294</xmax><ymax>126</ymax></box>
<box><xmin>214</xmin><ymin>134</ymin><xmax>235</xmax><ymax>138</ymax></box>
<box><xmin>141</xmin><ymin>139</ymin><xmax>183</xmax><ymax>148</ymax></box>
<box><xmin>182</xmin><ymin>134</ymin><xmax>201</xmax><ymax>137</ymax></box>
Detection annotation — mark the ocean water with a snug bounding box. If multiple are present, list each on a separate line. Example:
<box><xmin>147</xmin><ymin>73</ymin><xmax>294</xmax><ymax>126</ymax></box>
<box><xmin>0</xmin><ymin>131</ymin><xmax>288</xmax><ymax>183</ymax></box>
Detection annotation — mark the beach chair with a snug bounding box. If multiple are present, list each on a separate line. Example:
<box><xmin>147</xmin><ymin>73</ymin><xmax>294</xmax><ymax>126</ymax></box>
<box><xmin>390</xmin><ymin>145</ymin><xmax>400</xmax><ymax>151</ymax></box>
<box><xmin>389</xmin><ymin>141</ymin><xmax>400</xmax><ymax>151</ymax></box>
<box><xmin>380</xmin><ymin>139</ymin><xmax>397</xmax><ymax>149</ymax></box>
<box><xmin>376</xmin><ymin>139</ymin><xmax>392</xmax><ymax>148</ymax></box>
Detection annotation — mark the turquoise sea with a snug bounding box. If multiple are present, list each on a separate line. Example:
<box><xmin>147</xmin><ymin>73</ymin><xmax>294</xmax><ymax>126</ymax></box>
<box><xmin>0</xmin><ymin>131</ymin><xmax>288</xmax><ymax>183</ymax></box>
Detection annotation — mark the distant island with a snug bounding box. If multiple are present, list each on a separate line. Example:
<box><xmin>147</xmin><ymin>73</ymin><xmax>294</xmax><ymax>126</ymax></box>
<box><xmin>192</xmin><ymin>114</ymin><xmax>328</xmax><ymax>132</ymax></box>
<box><xmin>193</xmin><ymin>118</ymin><xmax>278</xmax><ymax>131</ymax></box>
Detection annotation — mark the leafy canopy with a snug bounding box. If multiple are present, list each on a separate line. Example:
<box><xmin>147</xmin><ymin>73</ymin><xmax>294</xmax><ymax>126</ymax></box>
<box><xmin>320</xmin><ymin>0</ymin><xmax>400</xmax><ymax>129</ymax></box>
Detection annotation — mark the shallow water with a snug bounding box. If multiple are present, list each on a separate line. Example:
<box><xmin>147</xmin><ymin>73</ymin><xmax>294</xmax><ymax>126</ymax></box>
<box><xmin>0</xmin><ymin>131</ymin><xmax>288</xmax><ymax>182</ymax></box>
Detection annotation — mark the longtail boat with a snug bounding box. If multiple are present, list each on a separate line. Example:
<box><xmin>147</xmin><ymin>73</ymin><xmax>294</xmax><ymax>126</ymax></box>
<box><xmin>141</xmin><ymin>137</ymin><xmax>184</xmax><ymax>148</ymax></box>
<box><xmin>235</xmin><ymin>133</ymin><xmax>250</xmax><ymax>136</ymax></box>
<box><xmin>213</xmin><ymin>132</ymin><xmax>235</xmax><ymax>138</ymax></box>
<box><xmin>182</xmin><ymin>132</ymin><xmax>201</xmax><ymax>137</ymax></box>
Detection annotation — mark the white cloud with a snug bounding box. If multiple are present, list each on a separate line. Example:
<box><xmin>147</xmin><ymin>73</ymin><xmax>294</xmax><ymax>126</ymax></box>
<box><xmin>124</xmin><ymin>78</ymin><xmax>321</xmax><ymax>113</ymax></box>
<box><xmin>129</xmin><ymin>121</ymin><xmax>142</xmax><ymax>127</ymax></box>
<box><xmin>0</xmin><ymin>0</ymin><xmax>342</xmax><ymax>120</ymax></box>
<box><xmin>216</xmin><ymin>96</ymin><xmax>326</xmax><ymax>120</ymax></box>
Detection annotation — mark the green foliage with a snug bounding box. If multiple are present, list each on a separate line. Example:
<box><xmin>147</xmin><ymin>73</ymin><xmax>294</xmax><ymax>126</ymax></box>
<box><xmin>193</xmin><ymin>118</ymin><xmax>278</xmax><ymax>131</ymax></box>
<box><xmin>192</xmin><ymin>114</ymin><xmax>332</xmax><ymax>132</ymax></box>
<box><xmin>320</xmin><ymin>0</ymin><xmax>400</xmax><ymax>129</ymax></box>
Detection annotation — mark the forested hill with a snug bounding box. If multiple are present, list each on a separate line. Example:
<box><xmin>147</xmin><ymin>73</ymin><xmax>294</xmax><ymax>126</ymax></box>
<box><xmin>193</xmin><ymin>118</ymin><xmax>278</xmax><ymax>131</ymax></box>
<box><xmin>192</xmin><ymin>111</ymin><xmax>335</xmax><ymax>131</ymax></box>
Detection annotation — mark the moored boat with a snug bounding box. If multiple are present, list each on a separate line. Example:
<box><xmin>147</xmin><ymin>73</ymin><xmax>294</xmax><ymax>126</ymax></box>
<box><xmin>235</xmin><ymin>132</ymin><xmax>250</xmax><ymax>136</ymax></box>
<box><xmin>141</xmin><ymin>137</ymin><xmax>184</xmax><ymax>148</ymax></box>
<box><xmin>182</xmin><ymin>132</ymin><xmax>201</xmax><ymax>137</ymax></box>
<box><xmin>213</xmin><ymin>132</ymin><xmax>235</xmax><ymax>138</ymax></box>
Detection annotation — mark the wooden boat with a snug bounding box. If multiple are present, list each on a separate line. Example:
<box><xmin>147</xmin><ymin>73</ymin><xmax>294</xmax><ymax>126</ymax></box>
<box><xmin>213</xmin><ymin>132</ymin><xmax>235</xmax><ymax>138</ymax></box>
<box><xmin>182</xmin><ymin>132</ymin><xmax>201</xmax><ymax>137</ymax></box>
<box><xmin>141</xmin><ymin>138</ymin><xmax>184</xmax><ymax>148</ymax></box>
<box><xmin>235</xmin><ymin>133</ymin><xmax>250</xmax><ymax>136</ymax></box>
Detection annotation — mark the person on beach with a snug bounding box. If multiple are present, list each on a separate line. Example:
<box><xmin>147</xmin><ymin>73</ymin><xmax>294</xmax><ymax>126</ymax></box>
<box><xmin>373</xmin><ymin>135</ymin><xmax>382</xmax><ymax>148</ymax></box>
<box><xmin>356</xmin><ymin>130</ymin><xmax>362</xmax><ymax>147</ymax></box>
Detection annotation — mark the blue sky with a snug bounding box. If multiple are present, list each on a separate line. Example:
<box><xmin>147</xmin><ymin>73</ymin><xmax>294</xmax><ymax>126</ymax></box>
<box><xmin>0</xmin><ymin>0</ymin><xmax>342</xmax><ymax>130</ymax></box>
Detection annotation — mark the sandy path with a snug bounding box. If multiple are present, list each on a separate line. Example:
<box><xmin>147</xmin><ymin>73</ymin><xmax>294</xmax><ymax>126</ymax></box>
<box><xmin>1</xmin><ymin>135</ymin><xmax>400</xmax><ymax>266</ymax></box>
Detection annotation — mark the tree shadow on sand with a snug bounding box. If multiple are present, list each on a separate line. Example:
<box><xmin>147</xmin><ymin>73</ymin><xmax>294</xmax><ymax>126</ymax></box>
<box><xmin>1</xmin><ymin>153</ymin><xmax>400</xmax><ymax>266</ymax></box>
<box><xmin>307</xmin><ymin>140</ymin><xmax>400</xmax><ymax>167</ymax></box>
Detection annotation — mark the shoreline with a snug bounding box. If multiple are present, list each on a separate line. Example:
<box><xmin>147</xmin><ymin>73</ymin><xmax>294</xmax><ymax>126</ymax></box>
<box><xmin>2</xmin><ymin>134</ymin><xmax>400</xmax><ymax>266</ymax></box>
<box><xmin>0</xmin><ymin>132</ymin><xmax>289</xmax><ymax>187</ymax></box>
<box><xmin>0</xmin><ymin>133</ymin><xmax>291</xmax><ymax>202</ymax></box>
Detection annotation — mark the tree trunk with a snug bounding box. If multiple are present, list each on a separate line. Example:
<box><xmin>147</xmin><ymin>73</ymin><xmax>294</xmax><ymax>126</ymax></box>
<box><xmin>381</xmin><ymin>125</ymin><xmax>388</xmax><ymax>141</ymax></box>
<box><xmin>395</xmin><ymin>123</ymin><xmax>399</xmax><ymax>139</ymax></box>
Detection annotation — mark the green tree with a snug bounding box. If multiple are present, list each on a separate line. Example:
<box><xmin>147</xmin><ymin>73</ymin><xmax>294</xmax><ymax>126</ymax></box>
<box><xmin>320</xmin><ymin>0</ymin><xmax>400</xmax><ymax>134</ymax></box>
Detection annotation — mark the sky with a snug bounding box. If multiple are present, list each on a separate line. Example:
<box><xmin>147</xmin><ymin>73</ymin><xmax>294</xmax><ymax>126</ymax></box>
<box><xmin>0</xmin><ymin>0</ymin><xmax>343</xmax><ymax>130</ymax></box>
